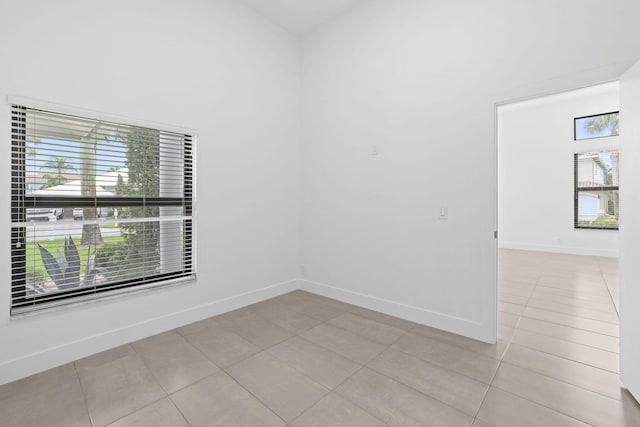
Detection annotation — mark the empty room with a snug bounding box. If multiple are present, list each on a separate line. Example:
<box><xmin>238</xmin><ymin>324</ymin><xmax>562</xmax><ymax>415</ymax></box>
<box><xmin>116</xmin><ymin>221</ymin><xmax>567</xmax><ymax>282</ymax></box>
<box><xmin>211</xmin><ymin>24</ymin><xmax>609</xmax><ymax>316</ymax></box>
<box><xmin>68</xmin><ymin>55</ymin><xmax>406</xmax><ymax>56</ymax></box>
<box><xmin>1</xmin><ymin>0</ymin><xmax>640</xmax><ymax>426</ymax></box>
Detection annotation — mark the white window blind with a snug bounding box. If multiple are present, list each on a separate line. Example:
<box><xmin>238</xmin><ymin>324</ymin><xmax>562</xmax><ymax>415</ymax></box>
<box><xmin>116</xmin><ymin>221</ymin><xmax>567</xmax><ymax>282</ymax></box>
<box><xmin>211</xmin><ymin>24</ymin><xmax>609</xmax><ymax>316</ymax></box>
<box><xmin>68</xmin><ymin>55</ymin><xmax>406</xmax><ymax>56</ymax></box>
<box><xmin>11</xmin><ymin>105</ymin><xmax>194</xmax><ymax>314</ymax></box>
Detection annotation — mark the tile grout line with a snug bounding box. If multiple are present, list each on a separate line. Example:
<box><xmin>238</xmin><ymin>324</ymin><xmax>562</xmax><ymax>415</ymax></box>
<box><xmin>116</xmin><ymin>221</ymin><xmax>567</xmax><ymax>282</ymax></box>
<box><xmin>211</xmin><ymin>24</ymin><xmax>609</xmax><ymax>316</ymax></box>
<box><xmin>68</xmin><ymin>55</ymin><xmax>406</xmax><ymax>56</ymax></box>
<box><xmin>129</xmin><ymin>340</ymin><xmax>174</xmax><ymax>397</ymax></box>
<box><xmin>470</xmin><ymin>274</ymin><xmax>522</xmax><ymax>427</ymax></box>
<box><xmin>507</xmin><ymin>266</ymin><xmax>622</xmax><ymax>386</ymax></box>
<box><xmin>512</xmin><ymin>274</ymin><xmax>619</xmax><ymax>326</ymax></box>
<box><xmin>105</xmin><ymin>343</ymin><xmax>176</xmax><ymax>426</ymax></box>
<box><xmin>224</xmin><ymin>293</ymin><xmax>403</xmax><ymax>425</ymax></box>
<box><xmin>145</xmin><ymin>333</ymin><xmax>231</xmax><ymax>427</ymax></box>
<box><xmin>600</xmin><ymin>266</ymin><xmax>620</xmax><ymax>318</ymax></box>
<box><xmin>517</xmin><ymin>302</ymin><xmax>619</xmax><ymax>324</ymax></box>
<box><xmin>470</xmin><ymin>358</ymin><xmax>502</xmax><ymax>426</ymax></box>
<box><xmin>264</xmin><ymin>334</ymin><xmax>355</xmax><ymax>387</ymax></box>
<box><xmin>516</xmin><ymin>309</ymin><xmax>619</xmax><ymax>338</ymax></box>
<box><xmin>508</xmin><ymin>329</ymin><xmax>620</xmax><ymax>363</ymax></box>
<box><xmin>504</xmin><ymin>342</ymin><xmax>621</xmax><ymax>378</ymax></box>
<box><xmin>327</xmin><ymin>322</ymin><xmax>496</xmax><ymax>424</ymax></box>
<box><xmin>217</xmin><ymin>297</ymin><xmax>354</xmax><ymax>426</ymax></box>
<box><xmin>527</xmin><ymin>290</ymin><xmax>616</xmax><ymax>305</ymax></box>
<box><xmin>154</xmin><ymin>327</ymin><xmax>289</xmax><ymax>425</ymax></box>
<box><xmin>166</xmin><ymin>396</ymin><xmax>193</xmax><ymax>427</ymax></box>
<box><xmin>221</xmin><ymin>366</ymin><xmax>290</xmax><ymax>426</ymax></box>
<box><xmin>222</xmin><ymin>350</ymin><xmax>332</xmax><ymax>424</ymax></box>
<box><xmin>386</xmin><ymin>344</ymin><xmax>498</xmax><ymax>386</ymax></box>
<box><xmin>486</xmin><ymin>383</ymin><xmax>599</xmax><ymax>427</ymax></box>
<box><xmin>514</xmin><ymin>317</ymin><xmax>620</xmax><ymax>342</ymax></box>
<box><xmin>75</xmin><ymin>344</ymin><xmax>172</xmax><ymax>426</ymax></box>
<box><xmin>523</xmin><ymin>299</ymin><xmax>619</xmax><ymax>319</ymax></box>
<box><xmin>524</xmin><ymin>289</ymin><xmax>617</xmax><ymax>308</ymax></box>
<box><xmin>281</xmin><ymin>316</ymin><xmax>416</xmax><ymax>427</ymax></box>
<box><xmin>496</xmin><ymin>358</ymin><xmax>625</xmax><ymax>403</ymax></box>
<box><xmin>318</xmin><ymin>325</ymin><xmax>415</xmax><ymax>427</ymax></box>
<box><xmin>507</xmin><ymin>270</ymin><xmax>621</xmax><ymax>375</ymax></box>
<box><xmin>363</xmin><ymin>357</ymin><xmax>480</xmax><ymax>422</ymax></box>
<box><xmin>288</xmin><ymin>360</ymin><xmax>392</xmax><ymax>427</ymax></box>
<box><xmin>174</xmin><ymin>320</ymin><xmax>265</xmax><ymax>371</ymax></box>
<box><xmin>72</xmin><ymin>362</ymin><xmax>95</xmax><ymax>427</ymax></box>
<box><xmin>105</xmin><ymin>394</ymin><xmax>185</xmax><ymax>427</ymax></box>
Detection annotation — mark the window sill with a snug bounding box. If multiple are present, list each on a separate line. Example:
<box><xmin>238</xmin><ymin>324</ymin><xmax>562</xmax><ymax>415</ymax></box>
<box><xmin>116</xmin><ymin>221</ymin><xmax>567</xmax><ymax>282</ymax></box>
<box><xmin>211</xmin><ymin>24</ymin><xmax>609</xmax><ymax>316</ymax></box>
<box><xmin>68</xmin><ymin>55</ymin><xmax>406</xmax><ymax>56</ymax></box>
<box><xmin>10</xmin><ymin>274</ymin><xmax>196</xmax><ymax>318</ymax></box>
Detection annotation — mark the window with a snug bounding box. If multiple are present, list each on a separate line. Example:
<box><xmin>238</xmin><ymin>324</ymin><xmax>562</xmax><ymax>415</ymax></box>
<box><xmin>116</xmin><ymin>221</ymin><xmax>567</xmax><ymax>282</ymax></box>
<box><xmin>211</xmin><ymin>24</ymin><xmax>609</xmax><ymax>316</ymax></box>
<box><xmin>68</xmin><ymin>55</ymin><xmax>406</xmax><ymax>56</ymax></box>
<box><xmin>574</xmin><ymin>151</ymin><xmax>619</xmax><ymax>229</ymax></box>
<box><xmin>11</xmin><ymin>104</ymin><xmax>194</xmax><ymax>314</ymax></box>
<box><xmin>574</xmin><ymin>112</ymin><xmax>619</xmax><ymax>140</ymax></box>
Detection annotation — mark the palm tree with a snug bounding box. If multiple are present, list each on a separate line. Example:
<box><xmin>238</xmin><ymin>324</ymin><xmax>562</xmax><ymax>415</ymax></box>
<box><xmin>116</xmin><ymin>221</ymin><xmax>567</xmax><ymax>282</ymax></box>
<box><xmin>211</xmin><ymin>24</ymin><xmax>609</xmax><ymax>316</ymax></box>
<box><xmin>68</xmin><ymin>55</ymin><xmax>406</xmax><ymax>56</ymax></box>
<box><xmin>80</xmin><ymin>130</ymin><xmax>103</xmax><ymax>246</ymax></box>
<box><xmin>40</xmin><ymin>156</ymin><xmax>76</xmax><ymax>188</ymax></box>
<box><xmin>584</xmin><ymin>113</ymin><xmax>619</xmax><ymax>136</ymax></box>
<box><xmin>26</xmin><ymin>136</ymin><xmax>42</xmax><ymax>157</ymax></box>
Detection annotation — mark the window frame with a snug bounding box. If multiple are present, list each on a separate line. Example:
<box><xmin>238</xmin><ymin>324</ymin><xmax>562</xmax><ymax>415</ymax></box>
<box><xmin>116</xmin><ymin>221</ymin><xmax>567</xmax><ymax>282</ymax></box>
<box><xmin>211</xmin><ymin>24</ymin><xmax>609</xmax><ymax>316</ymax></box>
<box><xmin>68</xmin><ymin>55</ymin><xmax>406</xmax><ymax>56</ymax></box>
<box><xmin>10</xmin><ymin>102</ymin><xmax>195</xmax><ymax>315</ymax></box>
<box><xmin>574</xmin><ymin>151</ymin><xmax>619</xmax><ymax>230</ymax></box>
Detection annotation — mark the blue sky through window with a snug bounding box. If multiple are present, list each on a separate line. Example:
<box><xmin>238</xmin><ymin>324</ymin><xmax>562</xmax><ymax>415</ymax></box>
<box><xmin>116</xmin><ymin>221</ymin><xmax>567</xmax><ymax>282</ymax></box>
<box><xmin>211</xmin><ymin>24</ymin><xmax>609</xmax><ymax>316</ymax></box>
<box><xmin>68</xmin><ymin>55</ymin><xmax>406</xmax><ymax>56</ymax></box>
<box><xmin>575</xmin><ymin>112</ymin><xmax>619</xmax><ymax>140</ymax></box>
<box><xmin>27</xmin><ymin>137</ymin><xmax>127</xmax><ymax>176</ymax></box>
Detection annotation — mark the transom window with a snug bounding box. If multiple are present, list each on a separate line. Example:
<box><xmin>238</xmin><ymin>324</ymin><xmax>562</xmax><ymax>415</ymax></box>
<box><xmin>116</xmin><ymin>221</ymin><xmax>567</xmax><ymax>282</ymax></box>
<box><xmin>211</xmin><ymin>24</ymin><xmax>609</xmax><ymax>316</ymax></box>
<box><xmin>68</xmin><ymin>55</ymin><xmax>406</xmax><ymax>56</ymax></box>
<box><xmin>574</xmin><ymin>111</ymin><xmax>619</xmax><ymax>141</ymax></box>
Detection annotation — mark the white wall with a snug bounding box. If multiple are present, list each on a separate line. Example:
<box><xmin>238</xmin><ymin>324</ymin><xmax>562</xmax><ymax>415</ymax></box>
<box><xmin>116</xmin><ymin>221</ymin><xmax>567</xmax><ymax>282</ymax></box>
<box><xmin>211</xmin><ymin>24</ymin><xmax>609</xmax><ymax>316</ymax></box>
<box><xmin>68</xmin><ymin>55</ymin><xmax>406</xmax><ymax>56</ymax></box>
<box><xmin>0</xmin><ymin>0</ymin><xmax>302</xmax><ymax>385</ymax></box>
<box><xmin>300</xmin><ymin>0</ymin><xmax>640</xmax><ymax>343</ymax></box>
<box><xmin>620</xmin><ymin>58</ymin><xmax>640</xmax><ymax>404</ymax></box>
<box><xmin>498</xmin><ymin>83</ymin><xmax>620</xmax><ymax>257</ymax></box>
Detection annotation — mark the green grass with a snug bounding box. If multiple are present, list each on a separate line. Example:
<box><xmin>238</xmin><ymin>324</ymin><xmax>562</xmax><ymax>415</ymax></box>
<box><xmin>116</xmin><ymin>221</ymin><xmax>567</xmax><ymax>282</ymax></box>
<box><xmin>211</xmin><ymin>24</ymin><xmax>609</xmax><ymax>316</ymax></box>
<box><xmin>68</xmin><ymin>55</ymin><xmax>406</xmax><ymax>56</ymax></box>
<box><xmin>577</xmin><ymin>215</ymin><xmax>619</xmax><ymax>228</ymax></box>
<box><xmin>26</xmin><ymin>234</ymin><xmax>124</xmax><ymax>281</ymax></box>
<box><xmin>99</xmin><ymin>223</ymin><xmax>120</xmax><ymax>229</ymax></box>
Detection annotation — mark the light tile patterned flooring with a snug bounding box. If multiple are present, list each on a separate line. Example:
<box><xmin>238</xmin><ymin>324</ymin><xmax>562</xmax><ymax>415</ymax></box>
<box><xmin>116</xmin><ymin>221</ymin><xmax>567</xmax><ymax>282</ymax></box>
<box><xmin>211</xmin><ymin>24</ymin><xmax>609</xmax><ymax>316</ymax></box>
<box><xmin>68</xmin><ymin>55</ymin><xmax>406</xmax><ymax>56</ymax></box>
<box><xmin>1</xmin><ymin>249</ymin><xmax>640</xmax><ymax>426</ymax></box>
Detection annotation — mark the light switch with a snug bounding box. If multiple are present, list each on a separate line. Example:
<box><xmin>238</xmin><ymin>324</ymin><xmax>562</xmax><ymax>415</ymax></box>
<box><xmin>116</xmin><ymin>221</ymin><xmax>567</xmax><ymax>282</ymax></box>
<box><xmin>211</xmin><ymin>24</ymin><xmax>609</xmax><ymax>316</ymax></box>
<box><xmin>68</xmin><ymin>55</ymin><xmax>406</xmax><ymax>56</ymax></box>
<box><xmin>439</xmin><ymin>206</ymin><xmax>448</xmax><ymax>220</ymax></box>
<box><xmin>371</xmin><ymin>144</ymin><xmax>379</xmax><ymax>156</ymax></box>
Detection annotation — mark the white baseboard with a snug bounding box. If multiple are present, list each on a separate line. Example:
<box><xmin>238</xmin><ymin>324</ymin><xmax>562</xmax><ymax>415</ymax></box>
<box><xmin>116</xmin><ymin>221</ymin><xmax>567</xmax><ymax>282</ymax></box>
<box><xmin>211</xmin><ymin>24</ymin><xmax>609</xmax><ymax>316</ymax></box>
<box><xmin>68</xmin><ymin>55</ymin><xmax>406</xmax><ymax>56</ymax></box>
<box><xmin>1</xmin><ymin>276</ymin><xmax>496</xmax><ymax>386</ymax></box>
<box><xmin>300</xmin><ymin>279</ymin><xmax>493</xmax><ymax>343</ymax></box>
<box><xmin>499</xmin><ymin>241</ymin><xmax>619</xmax><ymax>258</ymax></box>
<box><xmin>0</xmin><ymin>278</ymin><xmax>300</xmax><ymax>386</ymax></box>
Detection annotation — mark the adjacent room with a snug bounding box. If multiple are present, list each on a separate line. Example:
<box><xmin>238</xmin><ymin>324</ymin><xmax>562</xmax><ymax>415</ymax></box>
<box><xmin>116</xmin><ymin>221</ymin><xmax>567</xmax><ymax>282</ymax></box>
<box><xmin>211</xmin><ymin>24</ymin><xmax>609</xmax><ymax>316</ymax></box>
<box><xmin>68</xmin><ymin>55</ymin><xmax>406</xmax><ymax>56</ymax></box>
<box><xmin>495</xmin><ymin>81</ymin><xmax>627</xmax><ymax>423</ymax></box>
<box><xmin>1</xmin><ymin>0</ymin><xmax>640</xmax><ymax>426</ymax></box>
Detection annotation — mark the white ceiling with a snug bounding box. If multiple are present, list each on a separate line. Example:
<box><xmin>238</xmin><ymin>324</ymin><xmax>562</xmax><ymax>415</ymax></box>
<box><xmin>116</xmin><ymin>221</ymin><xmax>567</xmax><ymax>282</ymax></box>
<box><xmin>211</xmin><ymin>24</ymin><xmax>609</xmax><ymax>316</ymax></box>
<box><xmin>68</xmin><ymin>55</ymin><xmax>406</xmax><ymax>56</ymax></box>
<box><xmin>240</xmin><ymin>0</ymin><xmax>365</xmax><ymax>35</ymax></box>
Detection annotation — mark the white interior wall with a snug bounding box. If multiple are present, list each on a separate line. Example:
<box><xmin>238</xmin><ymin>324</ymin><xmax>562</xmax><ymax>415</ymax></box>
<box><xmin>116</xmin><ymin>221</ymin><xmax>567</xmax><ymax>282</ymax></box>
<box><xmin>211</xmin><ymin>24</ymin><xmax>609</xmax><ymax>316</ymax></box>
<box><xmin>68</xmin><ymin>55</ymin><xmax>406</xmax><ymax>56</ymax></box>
<box><xmin>0</xmin><ymin>0</ymin><xmax>302</xmax><ymax>385</ymax></box>
<box><xmin>620</xmin><ymin>58</ymin><xmax>640</xmax><ymax>404</ymax></box>
<box><xmin>300</xmin><ymin>0</ymin><xmax>640</xmax><ymax>343</ymax></box>
<box><xmin>498</xmin><ymin>83</ymin><xmax>620</xmax><ymax>257</ymax></box>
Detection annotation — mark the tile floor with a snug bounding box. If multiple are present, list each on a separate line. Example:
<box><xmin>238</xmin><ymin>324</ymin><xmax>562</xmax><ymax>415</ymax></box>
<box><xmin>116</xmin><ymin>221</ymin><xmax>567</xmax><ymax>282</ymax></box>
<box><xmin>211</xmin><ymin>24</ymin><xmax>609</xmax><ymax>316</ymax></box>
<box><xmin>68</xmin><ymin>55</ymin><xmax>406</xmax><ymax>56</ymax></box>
<box><xmin>1</xmin><ymin>249</ymin><xmax>640</xmax><ymax>426</ymax></box>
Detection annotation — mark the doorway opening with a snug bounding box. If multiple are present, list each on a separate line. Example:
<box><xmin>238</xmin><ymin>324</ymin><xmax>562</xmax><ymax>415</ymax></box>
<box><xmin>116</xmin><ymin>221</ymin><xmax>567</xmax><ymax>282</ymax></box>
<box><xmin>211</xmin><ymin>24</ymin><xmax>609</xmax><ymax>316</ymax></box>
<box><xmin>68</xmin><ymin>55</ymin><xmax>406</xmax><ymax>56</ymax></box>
<box><xmin>495</xmin><ymin>82</ymin><xmax>622</xmax><ymax>398</ymax></box>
